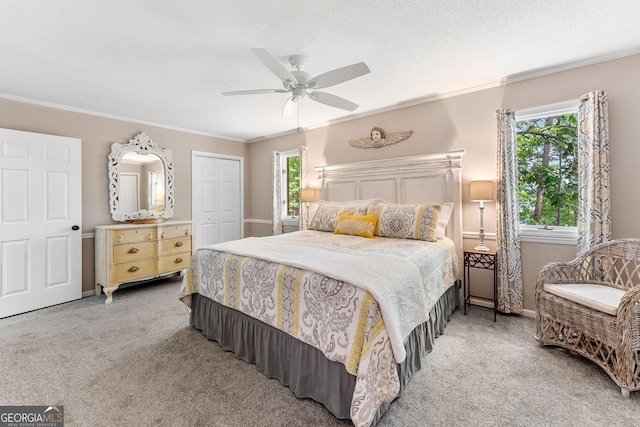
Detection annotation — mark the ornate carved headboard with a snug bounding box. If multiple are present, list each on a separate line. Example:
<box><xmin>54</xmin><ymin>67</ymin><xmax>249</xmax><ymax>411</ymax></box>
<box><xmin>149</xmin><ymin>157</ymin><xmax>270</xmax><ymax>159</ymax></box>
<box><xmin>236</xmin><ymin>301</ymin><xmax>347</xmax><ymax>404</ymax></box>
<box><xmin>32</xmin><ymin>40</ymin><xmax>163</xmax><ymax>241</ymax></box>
<box><xmin>315</xmin><ymin>150</ymin><xmax>465</xmax><ymax>257</ymax></box>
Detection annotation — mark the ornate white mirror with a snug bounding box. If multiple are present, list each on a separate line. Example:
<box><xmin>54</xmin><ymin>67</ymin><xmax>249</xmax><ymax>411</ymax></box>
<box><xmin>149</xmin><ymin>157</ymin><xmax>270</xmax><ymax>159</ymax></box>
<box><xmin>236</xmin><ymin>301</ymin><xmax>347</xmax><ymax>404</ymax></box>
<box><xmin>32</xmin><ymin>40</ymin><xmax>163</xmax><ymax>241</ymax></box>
<box><xmin>108</xmin><ymin>132</ymin><xmax>174</xmax><ymax>222</ymax></box>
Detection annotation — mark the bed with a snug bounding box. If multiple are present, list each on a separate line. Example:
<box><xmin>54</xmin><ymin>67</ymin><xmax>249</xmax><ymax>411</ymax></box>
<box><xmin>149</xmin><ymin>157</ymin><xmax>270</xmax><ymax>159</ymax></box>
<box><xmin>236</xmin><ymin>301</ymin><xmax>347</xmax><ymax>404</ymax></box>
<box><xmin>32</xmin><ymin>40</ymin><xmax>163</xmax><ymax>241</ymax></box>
<box><xmin>180</xmin><ymin>151</ymin><xmax>465</xmax><ymax>427</ymax></box>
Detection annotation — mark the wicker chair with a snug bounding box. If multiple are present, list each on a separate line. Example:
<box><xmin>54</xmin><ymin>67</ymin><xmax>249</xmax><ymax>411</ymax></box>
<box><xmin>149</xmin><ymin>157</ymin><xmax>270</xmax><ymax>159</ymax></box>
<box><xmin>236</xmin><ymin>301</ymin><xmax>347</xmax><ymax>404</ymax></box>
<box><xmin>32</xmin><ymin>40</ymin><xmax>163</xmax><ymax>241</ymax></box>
<box><xmin>535</xmin><ymin>238</ymin><xmax>640</xmax><ymax>397</ymax></box>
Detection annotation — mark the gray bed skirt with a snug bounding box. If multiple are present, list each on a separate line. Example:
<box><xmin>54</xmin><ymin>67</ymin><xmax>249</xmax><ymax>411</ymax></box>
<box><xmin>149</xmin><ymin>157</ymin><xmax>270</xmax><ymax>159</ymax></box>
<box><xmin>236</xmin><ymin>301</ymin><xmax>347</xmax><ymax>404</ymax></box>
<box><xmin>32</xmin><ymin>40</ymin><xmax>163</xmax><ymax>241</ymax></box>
<box><xmin>190</xmin><ymin>280</ymin><xmax>461</xmax><ymax>426</ymax></box>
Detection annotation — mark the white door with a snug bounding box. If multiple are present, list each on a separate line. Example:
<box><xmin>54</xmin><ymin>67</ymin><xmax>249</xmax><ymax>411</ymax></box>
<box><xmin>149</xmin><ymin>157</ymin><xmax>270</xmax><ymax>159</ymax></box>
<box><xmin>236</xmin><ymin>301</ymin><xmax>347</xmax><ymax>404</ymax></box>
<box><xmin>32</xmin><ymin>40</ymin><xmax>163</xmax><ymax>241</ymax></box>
<box><xmin>0</xmin><ymin>129</ymin><xmax>82</xmax><ymax>318</ymax></box>
<box><xmin>218</xmin><ymin>159</ymin><xmax>241</xmax><ymax>243</ymax></box>
<box><xmin>192</xmin><ymin>152</ymin><xmax>242</xmax><ymax>249</ymax></box>
<box><xmin>119</xmin><ymin>173</ymin><xmax>139</xmax><ymax>213</ymax></box>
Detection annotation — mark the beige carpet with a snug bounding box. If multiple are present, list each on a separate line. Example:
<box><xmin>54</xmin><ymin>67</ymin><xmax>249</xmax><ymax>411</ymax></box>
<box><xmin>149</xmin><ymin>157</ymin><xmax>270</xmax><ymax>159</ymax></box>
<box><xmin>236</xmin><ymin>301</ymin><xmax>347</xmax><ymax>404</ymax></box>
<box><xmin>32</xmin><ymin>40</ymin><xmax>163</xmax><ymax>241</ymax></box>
<box><xmin>1</xmin><ymin>276</ymin><xmax>637</xmax><ymax>426</ymax></box>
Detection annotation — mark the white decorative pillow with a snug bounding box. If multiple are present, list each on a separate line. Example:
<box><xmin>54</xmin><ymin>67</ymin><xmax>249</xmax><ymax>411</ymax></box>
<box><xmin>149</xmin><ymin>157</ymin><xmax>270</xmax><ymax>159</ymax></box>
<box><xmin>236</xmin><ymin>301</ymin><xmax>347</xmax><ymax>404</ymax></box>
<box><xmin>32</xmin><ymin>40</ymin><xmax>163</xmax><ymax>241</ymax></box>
<box><xmin>368</xmin><ymin>203</ymin><xmax>441</xmax><ymax>242</ymax></box>
<box><xmin>435</xmin><ymin>202</ymin><xmax>454</xmax><ymax>239</ymax></box>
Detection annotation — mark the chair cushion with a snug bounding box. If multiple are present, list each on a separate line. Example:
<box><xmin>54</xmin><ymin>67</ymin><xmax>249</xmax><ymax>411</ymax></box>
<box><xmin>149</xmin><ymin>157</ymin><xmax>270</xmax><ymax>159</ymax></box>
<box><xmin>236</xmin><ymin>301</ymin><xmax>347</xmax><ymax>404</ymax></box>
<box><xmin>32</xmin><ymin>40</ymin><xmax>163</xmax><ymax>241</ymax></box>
<box><xmin>544</xmin><ymin>283</ymin><xmax>626</xmax><ymax>316</ymax></box>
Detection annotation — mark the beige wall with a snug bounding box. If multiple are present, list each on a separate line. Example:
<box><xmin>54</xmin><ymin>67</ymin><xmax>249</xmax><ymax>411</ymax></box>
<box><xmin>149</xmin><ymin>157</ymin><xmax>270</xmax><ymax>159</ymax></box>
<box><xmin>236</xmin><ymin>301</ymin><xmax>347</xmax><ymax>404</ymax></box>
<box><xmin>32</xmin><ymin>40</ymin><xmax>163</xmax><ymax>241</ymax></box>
<box><xmin>246</xmin><ymin>53</ymin><xmax>640</xmax><ymax>312</ymax></box>
<box><xmin>0</xmin><ymin>98</ymin><xmax>249</xmax><ymax>293</ymax></box>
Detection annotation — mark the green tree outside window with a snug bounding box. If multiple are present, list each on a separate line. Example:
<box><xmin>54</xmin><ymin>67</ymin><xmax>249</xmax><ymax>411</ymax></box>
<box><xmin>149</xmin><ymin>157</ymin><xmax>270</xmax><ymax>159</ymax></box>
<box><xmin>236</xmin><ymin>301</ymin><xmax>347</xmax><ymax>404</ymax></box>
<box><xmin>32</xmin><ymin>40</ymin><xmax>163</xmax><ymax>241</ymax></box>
<box><xmin>286</xmin><ymin>155</ymin><xmax>300</xmax><ymax>217</ymax></box>
<box><xmin>516</xmin><ymin>114</ymin><xmax>578</xmax><ymax>227</ymax></box>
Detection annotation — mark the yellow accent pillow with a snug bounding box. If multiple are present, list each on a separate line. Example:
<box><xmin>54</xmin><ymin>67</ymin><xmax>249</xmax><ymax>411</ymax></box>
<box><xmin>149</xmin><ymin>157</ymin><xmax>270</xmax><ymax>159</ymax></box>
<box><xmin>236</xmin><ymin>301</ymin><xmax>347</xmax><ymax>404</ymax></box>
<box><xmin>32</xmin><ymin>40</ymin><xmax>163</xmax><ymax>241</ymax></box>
<box><xmin>334</xmin><ymin>214</ymin><xmax>379</xmax><ymax>238</ymax></box>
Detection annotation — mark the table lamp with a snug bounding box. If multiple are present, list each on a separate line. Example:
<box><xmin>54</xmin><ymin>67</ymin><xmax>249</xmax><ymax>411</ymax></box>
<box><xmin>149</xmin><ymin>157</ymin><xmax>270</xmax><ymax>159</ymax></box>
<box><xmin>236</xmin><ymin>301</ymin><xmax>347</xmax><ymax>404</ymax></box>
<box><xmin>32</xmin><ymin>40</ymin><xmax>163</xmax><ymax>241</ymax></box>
<box><xmin>300</xmin><ymin>188</ymin><xmax>319</xmax><ymax>229</ymax></box>
<box><xmin>469</xmin><ymin>180</ymin><xmax>494</xmax><ymax>252</ymax></box>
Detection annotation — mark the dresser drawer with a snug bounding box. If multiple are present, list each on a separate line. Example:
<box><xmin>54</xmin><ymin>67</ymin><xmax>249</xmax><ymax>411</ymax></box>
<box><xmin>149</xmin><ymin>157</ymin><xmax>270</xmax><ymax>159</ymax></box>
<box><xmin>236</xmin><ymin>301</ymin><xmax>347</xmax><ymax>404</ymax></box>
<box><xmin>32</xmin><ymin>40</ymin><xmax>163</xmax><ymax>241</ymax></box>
<box><xmin>113</xmin><ymin>240</ymin><xmax>157</xmax><ymax>263</ymax></box>
<box><xmin>160</xmin><ymin>236</ymin><xmax>192</xmax><ymax>255</ymax></box>
<box><xmin>158</xmin><ymin>251</ymin><xmax>191</xmax><ymax>274</ymax></box>
<box><xmin>114</xmin><ymin>228</ymin><xmax>157</xmax><ymax>244</ymax></box>
<box><xmin>114</xmin><ymin>258</ymin><xmax>158</xmax><ymax>283</ymax></box>
<box><xmin>159</xmin><ymin>224</ymin><xmax>192</xmax><ymax>240</ymax></box>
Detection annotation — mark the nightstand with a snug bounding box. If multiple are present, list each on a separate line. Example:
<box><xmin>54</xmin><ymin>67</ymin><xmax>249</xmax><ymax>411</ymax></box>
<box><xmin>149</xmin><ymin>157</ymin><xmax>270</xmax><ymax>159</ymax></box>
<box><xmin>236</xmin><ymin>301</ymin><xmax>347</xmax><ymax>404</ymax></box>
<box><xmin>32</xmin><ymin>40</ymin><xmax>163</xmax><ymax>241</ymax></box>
<box><xmin>463</xmin><ymin>248</ymin><xmax>497</xmax><ymax>322</ymax></box>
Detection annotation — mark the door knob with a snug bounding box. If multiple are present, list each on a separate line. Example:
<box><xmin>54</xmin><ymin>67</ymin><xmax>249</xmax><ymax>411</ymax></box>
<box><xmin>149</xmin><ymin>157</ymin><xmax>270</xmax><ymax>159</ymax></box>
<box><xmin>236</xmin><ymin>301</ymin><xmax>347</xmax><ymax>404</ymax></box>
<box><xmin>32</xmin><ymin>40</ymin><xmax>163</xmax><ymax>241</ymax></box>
<box><xmin>72</xmin><ymin>225</ymin><xmax>80</xmax><ymax>230</ymax></box>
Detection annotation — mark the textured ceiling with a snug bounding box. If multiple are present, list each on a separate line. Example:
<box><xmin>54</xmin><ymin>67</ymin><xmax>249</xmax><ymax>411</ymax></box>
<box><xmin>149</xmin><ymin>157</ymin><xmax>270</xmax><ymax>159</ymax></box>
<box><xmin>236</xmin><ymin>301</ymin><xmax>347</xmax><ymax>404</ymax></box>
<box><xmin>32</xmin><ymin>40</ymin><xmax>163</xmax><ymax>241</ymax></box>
<box><xmin>1</xmin><ymin>1</ymin><xmax>639</xmax><ymax>142</ymax></box>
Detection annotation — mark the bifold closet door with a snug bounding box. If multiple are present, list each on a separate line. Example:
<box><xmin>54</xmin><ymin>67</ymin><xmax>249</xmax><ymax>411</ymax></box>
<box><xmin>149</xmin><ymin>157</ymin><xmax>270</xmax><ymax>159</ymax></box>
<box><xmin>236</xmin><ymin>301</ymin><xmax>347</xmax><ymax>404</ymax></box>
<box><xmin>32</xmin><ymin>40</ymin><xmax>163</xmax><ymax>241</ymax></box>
<box><xmin>191</xmin><ymin>152</ymin><xmax>242</xmax><ymax>250</ymax></box>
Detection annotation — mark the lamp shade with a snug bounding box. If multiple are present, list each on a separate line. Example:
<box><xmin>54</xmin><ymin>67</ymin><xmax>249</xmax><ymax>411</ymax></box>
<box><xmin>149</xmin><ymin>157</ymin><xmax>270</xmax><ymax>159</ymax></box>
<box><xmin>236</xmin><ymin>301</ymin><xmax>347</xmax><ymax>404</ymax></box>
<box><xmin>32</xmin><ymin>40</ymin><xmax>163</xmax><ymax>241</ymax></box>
<box><xmin>470</xmin><ymin>180</ymin><xmax>494</xmax><ymax>202</ymax></box>
<box><xmin>300</xmin><ymin>188</ymin><xmax>319</xmax><ymax>203</ymax></box>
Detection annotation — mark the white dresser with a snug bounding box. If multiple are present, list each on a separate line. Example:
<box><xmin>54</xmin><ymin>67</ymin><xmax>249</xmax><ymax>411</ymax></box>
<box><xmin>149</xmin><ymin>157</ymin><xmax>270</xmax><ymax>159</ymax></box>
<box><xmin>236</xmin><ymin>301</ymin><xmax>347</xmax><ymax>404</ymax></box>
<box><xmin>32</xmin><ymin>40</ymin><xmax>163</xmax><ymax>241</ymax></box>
<box><xmin>95</xmin><ymin>220</ymin><xmax>193</xmax><ymax>303</ymax></box>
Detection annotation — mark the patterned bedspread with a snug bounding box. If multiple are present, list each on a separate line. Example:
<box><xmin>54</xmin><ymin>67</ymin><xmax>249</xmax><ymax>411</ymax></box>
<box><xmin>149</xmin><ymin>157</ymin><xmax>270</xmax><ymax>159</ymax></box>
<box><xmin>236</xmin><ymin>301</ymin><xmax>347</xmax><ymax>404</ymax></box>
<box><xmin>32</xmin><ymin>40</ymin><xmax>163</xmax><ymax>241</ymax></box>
<box><xmin>180</xmin><ymin>230</ymin><xmax>458</xmax><ymax>427</ymax></box>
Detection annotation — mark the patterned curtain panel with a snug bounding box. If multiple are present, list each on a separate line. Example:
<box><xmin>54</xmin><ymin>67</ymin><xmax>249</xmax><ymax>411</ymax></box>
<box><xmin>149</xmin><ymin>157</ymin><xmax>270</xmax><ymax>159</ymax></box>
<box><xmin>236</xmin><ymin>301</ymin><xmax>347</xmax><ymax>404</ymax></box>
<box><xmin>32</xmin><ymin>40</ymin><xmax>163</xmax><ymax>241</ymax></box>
<box><xmin>299</xmin><ymin>145</ymin><xmax>308</xmax><ymax>230</ymax></box>
<box><xmin>495</xmin><ymin>109</ymin><xmax>523</xmax><ymax>314</ymax></box>
<box><xmin>272</xmin><ymin>151</ymin><xmax>283</xmax><ymax>235</ymax></box>
<box><xmin>577</xmin><ymin>90</ymin><xmax>611</xmax><ymax>254</ymax></box>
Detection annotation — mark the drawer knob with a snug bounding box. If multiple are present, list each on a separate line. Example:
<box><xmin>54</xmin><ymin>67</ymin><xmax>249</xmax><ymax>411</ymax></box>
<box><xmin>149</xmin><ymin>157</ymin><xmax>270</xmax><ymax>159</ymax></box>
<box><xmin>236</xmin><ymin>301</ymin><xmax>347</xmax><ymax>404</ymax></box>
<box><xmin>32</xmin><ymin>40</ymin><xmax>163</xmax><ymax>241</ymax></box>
<box><xmin>175</xmin><ymin>257</ymin><xmax>183</xmax><ymax>263</ymax></box>
<box><xmin>185</xmin><ymin>229</ymin><xmax>190</xmax><ymax>236</ymax></box>
<box><xmin>174</xmin><ymin>241</ymin><xmax>184</xmax><ymax>247</ymax></box>
<box><xmin>127</xmin><ymin>247</ymin><xmax>140</xmax><ymax>254</ymax></box>
<box><xmin>128</xmin><ymin>266</ymin><xmax>139</xmax><ymax>272</ymax></box>
<box><xmin>161</xmin><ymin>232</ymin><xmax>166</xmax><ymax>239</ymax></box>
<box><xmin>118</xmin><ymin>235</ymin><xmax>124</xmax><ymax>243</ymax></box>
<box><xmin>148</xmin><ymin>233</ymin><xmax>153</xmax><ymax>240</ymax></box>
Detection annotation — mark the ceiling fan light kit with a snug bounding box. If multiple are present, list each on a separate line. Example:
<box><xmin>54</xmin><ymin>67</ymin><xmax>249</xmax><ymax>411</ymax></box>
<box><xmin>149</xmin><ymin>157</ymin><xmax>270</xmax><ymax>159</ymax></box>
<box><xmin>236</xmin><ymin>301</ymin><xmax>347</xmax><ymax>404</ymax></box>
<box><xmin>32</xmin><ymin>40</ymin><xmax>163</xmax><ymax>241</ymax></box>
<box><xmin>222</xmin><ymin>48</ymin><xmax>370</xmax><ymax>116</ymax></box>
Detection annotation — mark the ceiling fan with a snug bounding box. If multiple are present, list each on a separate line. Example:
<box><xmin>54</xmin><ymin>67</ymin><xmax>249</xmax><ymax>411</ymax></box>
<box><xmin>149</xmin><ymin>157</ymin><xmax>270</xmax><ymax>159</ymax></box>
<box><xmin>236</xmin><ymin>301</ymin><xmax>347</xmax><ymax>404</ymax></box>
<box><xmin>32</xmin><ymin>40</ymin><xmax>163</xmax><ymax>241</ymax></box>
<box><xmin>222</xmin><ymin>48</ymin><xmax>370</xmax><ymax>117</ymax></box>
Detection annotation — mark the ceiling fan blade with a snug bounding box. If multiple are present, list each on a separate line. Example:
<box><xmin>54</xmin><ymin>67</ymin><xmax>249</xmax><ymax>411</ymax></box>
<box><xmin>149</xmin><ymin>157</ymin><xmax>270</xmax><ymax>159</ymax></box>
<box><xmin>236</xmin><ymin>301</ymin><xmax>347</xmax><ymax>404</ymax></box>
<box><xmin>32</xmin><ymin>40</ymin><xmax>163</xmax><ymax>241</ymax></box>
<box><xmin>308</xmin><ymin>91</ymin><xmax>359</xmax><ymax>112</ymax></box>
<box><xmin>308</xmin><ymin>62</ymin><xmax>370</xmax><ymax>89</ymax></box>
<box><xmin>250</xmin><ymin>48</ymin><xmax>298</xmax><ymax>86</ymax></box>
<box><xmin>222</xmin><ymin>88</ymin><xmax>288</xmax><ymax>96</ymax></box>
<box><xmin>281</xmin><ymin>96</ymin><xmax>296</xmax><ymax>118</ymax></box>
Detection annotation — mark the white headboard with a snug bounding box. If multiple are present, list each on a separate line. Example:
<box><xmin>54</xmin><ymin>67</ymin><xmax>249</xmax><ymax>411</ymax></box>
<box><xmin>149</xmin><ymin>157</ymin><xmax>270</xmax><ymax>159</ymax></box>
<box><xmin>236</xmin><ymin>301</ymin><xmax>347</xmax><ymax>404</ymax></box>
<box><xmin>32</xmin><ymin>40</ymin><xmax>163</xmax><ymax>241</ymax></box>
<box><xmin>315</xmin><ymin>150</ymin><xmax>465</xmax><ymax>257</ymax></box>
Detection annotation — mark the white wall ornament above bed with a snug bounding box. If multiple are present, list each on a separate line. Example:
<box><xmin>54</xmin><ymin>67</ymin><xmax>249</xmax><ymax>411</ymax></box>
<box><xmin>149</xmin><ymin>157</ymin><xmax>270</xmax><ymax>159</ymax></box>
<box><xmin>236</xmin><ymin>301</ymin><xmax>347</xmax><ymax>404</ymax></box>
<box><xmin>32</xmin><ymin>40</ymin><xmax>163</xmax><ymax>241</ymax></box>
<box><xmin>349</xmin><ymin>127</ymin><xmax>413</xmax><ymax>149</ymax></box>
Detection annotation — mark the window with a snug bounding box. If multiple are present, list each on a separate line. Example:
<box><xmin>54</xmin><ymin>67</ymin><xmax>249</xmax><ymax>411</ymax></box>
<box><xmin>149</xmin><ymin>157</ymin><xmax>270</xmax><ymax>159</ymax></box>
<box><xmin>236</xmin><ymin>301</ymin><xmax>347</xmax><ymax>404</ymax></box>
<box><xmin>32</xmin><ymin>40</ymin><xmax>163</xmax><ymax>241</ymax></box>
<box><xmin>515</xmin><ymin>102</ymin><xmax>578</xmax><ymax>244</ymax></box>
<box><xmin>280</xmin><ymin>150</ymin><xmax>300</xmax><ymax>223</ymax></box>
<box><xmin>148</xmin><ymin>171</ymin><xmax>165</xmax><ymax>211</ymax></box>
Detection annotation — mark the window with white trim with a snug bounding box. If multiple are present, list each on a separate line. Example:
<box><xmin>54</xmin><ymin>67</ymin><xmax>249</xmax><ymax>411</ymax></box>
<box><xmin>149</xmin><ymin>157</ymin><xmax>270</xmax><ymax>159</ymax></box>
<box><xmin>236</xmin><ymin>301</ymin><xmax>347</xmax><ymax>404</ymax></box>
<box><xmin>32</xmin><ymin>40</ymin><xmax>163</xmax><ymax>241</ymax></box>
<box><xmin>280</xmin><ymin>150</ymin><xmax>300</xmax><ymax>224</ymax></box>
<box><xmin>516</xmin><ymin>102</ymin><xmax>578</xmax><ymax>244</ymax></box>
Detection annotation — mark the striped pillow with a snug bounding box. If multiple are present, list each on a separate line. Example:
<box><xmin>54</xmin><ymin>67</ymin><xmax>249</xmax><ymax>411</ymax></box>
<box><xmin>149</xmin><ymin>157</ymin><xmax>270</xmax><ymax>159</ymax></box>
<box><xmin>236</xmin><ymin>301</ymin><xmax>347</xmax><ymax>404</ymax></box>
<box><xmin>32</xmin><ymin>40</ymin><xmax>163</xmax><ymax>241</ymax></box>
<box><xmin>367</xmin><ymin>203</ymin><xmax>441</xmax><ymax>241</ymax></box>
<box><xmin>309</xmin><ymin>202</ymin><xmax>370</xmax><ymax>232</ymax></box>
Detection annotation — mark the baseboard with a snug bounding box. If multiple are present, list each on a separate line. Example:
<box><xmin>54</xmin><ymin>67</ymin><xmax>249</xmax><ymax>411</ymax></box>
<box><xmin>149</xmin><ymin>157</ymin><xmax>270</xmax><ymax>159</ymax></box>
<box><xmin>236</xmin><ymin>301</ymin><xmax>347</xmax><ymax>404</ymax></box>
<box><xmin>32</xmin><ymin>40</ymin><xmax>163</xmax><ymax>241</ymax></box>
<box><xmin>468</xmin><ymin>297</ymin><xmax>536</xmax><ymax>318</ymax></box>
<box><xmin>468</xmin><ymin>297</ymin><xmax>494</xmax><ymax>309</ymax></box>
<box><xmin>521</xmin><ymin>308</ymin><xmax>535</xmax><ymax>318</ymax></box>
<box><xmin>244</xmin><ymin>219</ymin><xmax>271</xmax><ymax>224</ymax></box>
<box><xmin>82</xmin><ymin>290</ymin><xmax>96</xmax><ymax>298</ymax></box>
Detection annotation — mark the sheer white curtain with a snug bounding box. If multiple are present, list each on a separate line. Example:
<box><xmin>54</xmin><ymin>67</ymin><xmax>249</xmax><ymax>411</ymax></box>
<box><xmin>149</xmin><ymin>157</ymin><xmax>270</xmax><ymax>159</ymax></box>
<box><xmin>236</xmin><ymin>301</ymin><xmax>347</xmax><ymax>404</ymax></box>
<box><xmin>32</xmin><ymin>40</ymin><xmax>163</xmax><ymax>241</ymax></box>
<box><xmin>495</xmin><ymin>109</ymin><xmax>524</xmax><ymax>314</ymax></box>
<box><xmin>298</xmin><ymin>145</ymin><xmax>308</xmax><ymax>230</ymax></box>
<box><xmin>577</xmin><ymin>90</ymin><xmax>611</xmax><ymax>254</ymax></box>
<box><xmin>272</xmin><ymin>151</ymin><xmax>282</xmax><ymax>235</ymax></box>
